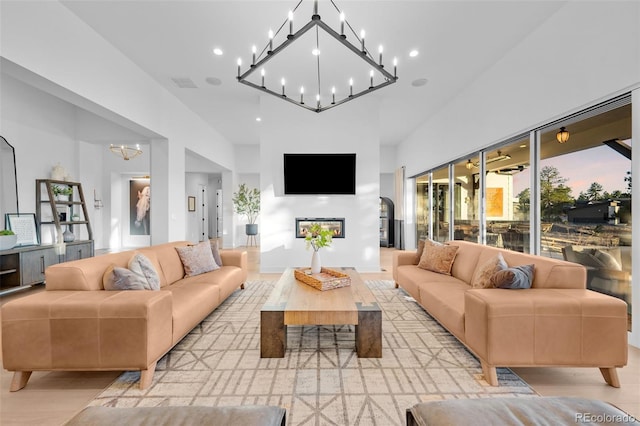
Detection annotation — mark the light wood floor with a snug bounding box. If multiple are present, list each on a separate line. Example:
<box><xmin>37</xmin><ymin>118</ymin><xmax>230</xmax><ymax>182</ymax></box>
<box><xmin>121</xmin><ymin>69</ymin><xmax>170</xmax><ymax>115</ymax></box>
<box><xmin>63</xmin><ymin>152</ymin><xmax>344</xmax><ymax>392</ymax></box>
<box><xmin>1</xmin><ymin>246</ymin><xmax>638</xmax><ymax>425</ymax></box>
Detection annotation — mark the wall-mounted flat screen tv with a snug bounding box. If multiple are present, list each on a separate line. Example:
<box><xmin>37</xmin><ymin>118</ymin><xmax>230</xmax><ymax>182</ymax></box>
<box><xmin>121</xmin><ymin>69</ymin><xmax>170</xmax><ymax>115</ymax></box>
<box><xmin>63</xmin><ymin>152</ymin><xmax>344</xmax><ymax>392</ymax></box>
<box><xmin>284</xmin><ymin>153</ymin><xmax>356</xmax><ymax>195</ymax></box>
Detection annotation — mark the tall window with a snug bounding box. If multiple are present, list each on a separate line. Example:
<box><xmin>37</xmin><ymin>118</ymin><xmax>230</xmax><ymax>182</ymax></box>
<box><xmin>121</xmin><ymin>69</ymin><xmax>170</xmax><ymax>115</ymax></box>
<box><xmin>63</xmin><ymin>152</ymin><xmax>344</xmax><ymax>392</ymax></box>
<box><xmin>415</xmin><ymin>173</ymin><xmax>430</xmax><ymax>242</ymax></box>
<box><xmin>431</xmin><ymin>166</ymin><xmax>449</xmax><ymax>242</ymax></box>
<box><xmin>485</xmin><ymin>138</ymin><xmax>531</xmax><ymax>252</ymax></box>
<box><xmin>453</xmin><ymin>157</ymin><xmax>479</xmax><ymax>242</ymax></box>
<box><xmin>539</xmin><ymin>104</ymin><xmax>632</xmax><ymax>330</ymax></box>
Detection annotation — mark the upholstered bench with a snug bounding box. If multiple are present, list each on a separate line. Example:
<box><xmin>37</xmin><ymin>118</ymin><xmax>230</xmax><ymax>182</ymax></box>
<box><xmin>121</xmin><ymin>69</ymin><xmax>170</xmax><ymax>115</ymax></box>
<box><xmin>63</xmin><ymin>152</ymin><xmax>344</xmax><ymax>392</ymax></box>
<box><xmin>65</xmin><ymin>405</ymin><xmax>286</xmax><ymax>426</ymax></box>
<box><xmin>407</xmin><ymin>397</ymin><xmax>639</xmax><ymax>425</ymax></box>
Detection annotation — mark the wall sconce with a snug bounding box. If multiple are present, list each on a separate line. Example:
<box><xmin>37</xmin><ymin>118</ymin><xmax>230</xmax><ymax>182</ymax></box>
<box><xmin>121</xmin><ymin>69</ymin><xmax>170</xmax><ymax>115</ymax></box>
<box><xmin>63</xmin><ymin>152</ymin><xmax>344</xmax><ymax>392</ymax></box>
<box><xmin>94</xmin><ymin>189</ymin><xmax>103</xmax><ymax>209</ymax></box>
<box><xmin>465</xmin><ymin>159</ymin><xmax>473</xmax><ymax>170</ymax></box>
<box><xmin>556</xmin><ymin>126</ymin><xmax>570</xmax><ymax>143</ymax></box>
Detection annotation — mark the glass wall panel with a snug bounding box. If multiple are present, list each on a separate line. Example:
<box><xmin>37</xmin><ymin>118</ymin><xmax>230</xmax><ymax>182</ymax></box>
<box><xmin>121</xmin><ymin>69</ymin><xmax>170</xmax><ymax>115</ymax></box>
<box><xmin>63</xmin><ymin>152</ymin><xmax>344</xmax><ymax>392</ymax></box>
<box><xmin>453</xmin><ymin>157</ymin><xmax>479</xmax><ymax>242</ymax></box>
<box><xmin>539</xmin><ymin>104</ymin><xmax>632</xmax><ymax>330</ymax></box>
<box><xmin>416</xmin><ymin>173</ymin><xmax>430</xmax><ymax>241</ymax></box>
<box><xmin>432</xmin><ymin>166</ymin><xmax>449</xmax><ymax>242</ymax></box>
<box><xmin>484</xmin><ymin>138</ymin><xmax>531</xmax><ymax>252</ymax></box>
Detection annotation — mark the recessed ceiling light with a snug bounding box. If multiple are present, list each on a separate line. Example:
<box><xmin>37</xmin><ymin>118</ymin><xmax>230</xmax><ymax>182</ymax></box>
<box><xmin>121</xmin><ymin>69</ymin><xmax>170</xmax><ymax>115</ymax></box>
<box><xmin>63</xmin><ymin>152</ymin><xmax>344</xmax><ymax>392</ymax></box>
<box><xmin>213</xmin><ymin>48</ymin><xmax>223</xmax><ymax>56</ymax></box>
<box><xmin>205</xmin><ymin>77</ymin><xmax>222</xmax><ymax>86</ymax></box>
<box><xmin>312</xmin><ymin>48</ymin><xmax>321</xmax><ymax>56</ymax></box>
<box><xmin>409</xmin><ymin>49</ymin><xmax>419</xmax><ymax>57</ymax></box>
<box><xmin>411</xmin><ymin>78</ymin><xmax>428</xmax><ymax>87</ymax></box>
<box><xmin>256</xmin><ymin>117</ymin><xmax>262</xmax><ymax>122</ymax></box>
<box><xmin>520</xmin><ymin>144</ymin><xmax>527</xmax><ymax>148</ymax></box>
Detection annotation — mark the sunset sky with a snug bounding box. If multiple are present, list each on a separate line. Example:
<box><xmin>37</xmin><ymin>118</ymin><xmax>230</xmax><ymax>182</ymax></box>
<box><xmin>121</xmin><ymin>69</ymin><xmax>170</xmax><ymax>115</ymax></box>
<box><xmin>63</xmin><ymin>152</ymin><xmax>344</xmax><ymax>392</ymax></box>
<box><xmin>513</xmin><ymin>143</ymin><xmax>631</xmax><ymax>197</ymax></box>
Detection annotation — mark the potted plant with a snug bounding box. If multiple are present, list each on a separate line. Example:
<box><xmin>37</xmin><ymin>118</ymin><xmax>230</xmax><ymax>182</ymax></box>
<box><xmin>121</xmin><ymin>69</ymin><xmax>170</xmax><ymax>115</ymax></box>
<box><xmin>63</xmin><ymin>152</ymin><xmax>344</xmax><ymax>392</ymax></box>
<box><xmin>304</xmin><ymin>223</ymin><xmax>333</xmax><ymax>273</ymax></box>
<box><xmin>232</xmin><ymin>183</ymin><xmax>260</xmax><ymax>237</ymax></box>
<box><xmin>0</xmin><ymin>229</ymin><xmax>17</xmax><ymax>251</ymax></box>
<box><xmin>52</xmin><ymin>184</ymin><xmax>73</xmax><ymax>201</ymax></box>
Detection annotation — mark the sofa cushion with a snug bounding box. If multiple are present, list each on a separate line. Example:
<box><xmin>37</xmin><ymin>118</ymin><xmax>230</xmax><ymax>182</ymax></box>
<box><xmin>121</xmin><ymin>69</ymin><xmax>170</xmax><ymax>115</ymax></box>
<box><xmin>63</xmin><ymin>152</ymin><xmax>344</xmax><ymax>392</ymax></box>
<box><xmin>103</xmin><ymin>264</ymin><xmax>156</xmax><ymax>291</ymax></box>
<box><xmin>491</xmin><ymin>264</ymin><xmax>535</xmax><ymax>289</ymax></box>
<box><xmin>175</xmin><ymin>241</ymin><xmax>220</xmax><ymax>277</ymax></box>
<box><xmin>167</xmin><ymin>279</ymin><xmax>221</xmax><ymax>343</ymax></box>
<box><xmin>128</xmin><ymin>253</ymin><xmax>161</xmax><ymax>290</ymax></box>
<box><xmin>418</xmin><ymin>279</ymin><xmax>468</xmax><ymax>340</ymax></box>
<box><xmin>471</xmin><ymin>253</ymin><xmax>507</xmax><ymax>289</ymax></box>
<box><xmin>417</xmin><ymin>240</ymin><xmax>459</xmax><ymax>275</ymax></box>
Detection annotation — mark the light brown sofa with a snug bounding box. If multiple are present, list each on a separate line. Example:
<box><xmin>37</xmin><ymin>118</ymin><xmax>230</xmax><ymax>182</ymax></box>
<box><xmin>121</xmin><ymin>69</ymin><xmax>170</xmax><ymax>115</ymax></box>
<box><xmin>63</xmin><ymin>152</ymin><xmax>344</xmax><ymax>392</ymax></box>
<box><xmin>2</xmin><ymin>241</ymin><xmax>247</xmax><ymax>391</ymax></box>
<box><xmin>393</xmin><ymin>240</ymin><xmax>628</xmax><ymax>387</ymax></box>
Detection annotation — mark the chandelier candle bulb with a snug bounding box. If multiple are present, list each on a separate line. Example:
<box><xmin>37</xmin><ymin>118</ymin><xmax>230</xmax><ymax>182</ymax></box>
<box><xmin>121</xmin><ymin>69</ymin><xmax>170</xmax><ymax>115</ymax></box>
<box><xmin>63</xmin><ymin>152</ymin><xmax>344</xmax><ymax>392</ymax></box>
<box><xmin>252</xmin><ymin>45</ymin><xmax>256</xmax><ymax>65</ymax></box>
<box><xmin>349</xmin><ymin>78</ymin><xmax>353</xmax><ymax>96</ymax></box>
<box><xmin>340</xmin><ymin>12</ymin><xmax>345</xmax><ymax>36</ymax></box>
<box><xmin>288</xmin><ymin>10</ymin><xmax>293</xmax><ymax>35</ymax></box>
<box><xmin>393</xmin><ymin>57</ymin><xmax>397</xmax><ymax>78</ymax></box>
<box><xmin>237</xmin><ymin>58</ymin><xmax>242</xmax><ymax>78</ymax></box>
<box><xmin>281</xmin><ymin>78</ymin><xmax>286</xmax><ymax>96</ymax></box>
<box><xmin>378</xmin><ymin>45</ymin><xmax>383</xmax><ymax>66</ymax></box>
<box><xmin>360</xmin><ymin>29</ymin><xmax>365</xmax><ymax>52</ymax></box>
<box><xmin>300</xmin><ymin>86</ymin><xmax>304</xmax><ymax>104</ymax></box>
<box><xmin>261</xmin><ymin>68</ymin><xmax>265</xmax><ymax>87</ymax></box>
<box><xmin>316</xmin><ymin>93</ymin><xmax>320</xmax><ymax>109</ymax></box>
<box><xmin>369</xmin><ymin>69</ymin><xmax>374</xmax><ymax>88</ymax></box>
<box><xmin>268</xmin><ymin>29</ymin><xmax>274</xmax><ymax>53</ymax></box>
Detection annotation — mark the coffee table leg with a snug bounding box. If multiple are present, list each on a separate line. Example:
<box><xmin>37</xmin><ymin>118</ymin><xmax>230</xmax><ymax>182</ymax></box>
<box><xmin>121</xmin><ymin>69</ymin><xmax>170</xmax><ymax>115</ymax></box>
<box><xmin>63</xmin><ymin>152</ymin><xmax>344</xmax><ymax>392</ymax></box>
<box><xmin>355</xmin><ymin>304</ymin><xmax>382</xmax><ymax>358</ymax></box>
<box><xmin>261</xmin><ymin>310</ymin><xmax>286</xmax><ymax>358</ymax></box>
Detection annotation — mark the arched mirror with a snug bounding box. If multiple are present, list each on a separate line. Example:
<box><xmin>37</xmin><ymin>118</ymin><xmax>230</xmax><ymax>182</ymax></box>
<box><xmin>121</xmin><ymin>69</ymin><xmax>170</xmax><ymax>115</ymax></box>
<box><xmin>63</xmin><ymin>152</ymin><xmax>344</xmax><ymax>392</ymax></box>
<box><xmin>0</xmin><ymin>136</ymin><xmax>19</xmax><ymax>224</ymax></box>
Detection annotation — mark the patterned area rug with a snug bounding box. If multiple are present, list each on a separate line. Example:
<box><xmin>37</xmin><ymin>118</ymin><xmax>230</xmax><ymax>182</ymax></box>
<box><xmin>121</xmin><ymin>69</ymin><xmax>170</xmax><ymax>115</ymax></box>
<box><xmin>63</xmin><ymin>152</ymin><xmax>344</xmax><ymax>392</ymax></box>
<box><xmin>89</xmin><ymin>280</ymin><xmax>536</xmax><ymax>425</ymax></box>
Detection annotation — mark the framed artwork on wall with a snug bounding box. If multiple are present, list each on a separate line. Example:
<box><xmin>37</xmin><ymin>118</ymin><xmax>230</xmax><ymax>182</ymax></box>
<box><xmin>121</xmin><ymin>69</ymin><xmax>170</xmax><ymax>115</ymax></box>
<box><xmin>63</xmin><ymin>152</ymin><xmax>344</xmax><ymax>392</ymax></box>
<box><xmin>5</xmin><ymin>213</ymin><xmax>39</xmax><ymax>246</ymax></box>
<box><xmin>188</xmin><ymin>196</ymin><xmax>196</xmax><ymax>212</ymax></box>
<box><xmin>130</xmin><ymin>180</ymin><xmax>150</xmax><ymax>236</ymax></box>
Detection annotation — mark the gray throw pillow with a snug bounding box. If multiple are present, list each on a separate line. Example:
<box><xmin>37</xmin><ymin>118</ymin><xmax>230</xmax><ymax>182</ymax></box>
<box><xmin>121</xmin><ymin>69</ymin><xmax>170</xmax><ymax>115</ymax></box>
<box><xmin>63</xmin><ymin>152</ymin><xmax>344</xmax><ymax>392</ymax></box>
<box><xmin>210</xmin><ymin>240</ymin><xmax>223</xmax><ymax>267</ymax></box>
<box><xmin>176</xmin><ymin>241</ymin><xmax>220</xmax><ymax>277</ymax></box>
<box><xmin>128</xmin><ymin>252</ymin><xmax>161</xmax><ymax>290</ymax></box>
<box><xmin>490</xmin><ymin>264</ymin><xmax>534</xmax><ymax>289</ymax></box>
<box><xmin>103</xmin><ymin>264</ymin><xmax>149</xmax><ymax>291</ymax></box>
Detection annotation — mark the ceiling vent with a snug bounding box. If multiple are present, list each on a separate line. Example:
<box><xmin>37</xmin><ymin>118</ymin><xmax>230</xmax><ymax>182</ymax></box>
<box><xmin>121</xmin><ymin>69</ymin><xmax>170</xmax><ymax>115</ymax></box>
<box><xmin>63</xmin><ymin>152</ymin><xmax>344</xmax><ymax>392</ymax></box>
<box><xmin>171</xmin><ymin>77</ymin><xmax>198</xmax><ymax>89</ymax></box>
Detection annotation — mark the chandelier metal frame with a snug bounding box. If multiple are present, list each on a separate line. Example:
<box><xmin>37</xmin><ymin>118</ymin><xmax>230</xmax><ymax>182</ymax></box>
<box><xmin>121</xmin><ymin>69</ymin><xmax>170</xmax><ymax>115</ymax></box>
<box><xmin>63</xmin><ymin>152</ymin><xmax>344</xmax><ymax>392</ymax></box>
<box><xmin>237</xmin><ymin>0</ymin><xmax>398</xmax><ymax>113</ymax></box>
<box><xmin>109</xmin><ymin>144</ymin><xmax>142</xmax><ymax>161</ymax></box>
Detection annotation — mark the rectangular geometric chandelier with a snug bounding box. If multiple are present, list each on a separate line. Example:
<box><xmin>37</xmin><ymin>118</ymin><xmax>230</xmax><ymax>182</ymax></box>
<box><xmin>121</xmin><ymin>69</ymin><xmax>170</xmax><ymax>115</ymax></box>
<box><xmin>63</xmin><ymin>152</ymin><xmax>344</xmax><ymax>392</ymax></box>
<box><xmin>237</xmin><ymin>0</ymin><xmax>398</xmax><ymax>113</ymax></box>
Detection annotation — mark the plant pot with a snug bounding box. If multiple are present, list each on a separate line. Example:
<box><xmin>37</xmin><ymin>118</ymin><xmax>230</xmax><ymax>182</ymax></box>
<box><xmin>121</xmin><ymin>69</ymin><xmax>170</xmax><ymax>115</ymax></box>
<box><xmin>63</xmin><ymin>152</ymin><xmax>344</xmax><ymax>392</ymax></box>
<box><xmin>56</xmin><ymin>194</ymin><xmax>69</xmax><ymax>202</ymax></box>
<box><xmin>0</xmin><ymin>234</ymin><xmax>18</xmax><ymax>250</ymax></box>
<box><xmin>246</xmin><ymin>224</ymin><xmax>258</xmax><ymax>236</ymax></box>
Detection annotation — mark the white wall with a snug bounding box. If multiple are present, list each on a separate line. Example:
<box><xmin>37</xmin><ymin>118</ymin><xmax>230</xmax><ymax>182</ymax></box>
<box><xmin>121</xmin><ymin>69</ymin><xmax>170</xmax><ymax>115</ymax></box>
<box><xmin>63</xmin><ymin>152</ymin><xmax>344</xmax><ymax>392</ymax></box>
<box><xmin>259</xmin><ymin>96</ymin><xmax>380</xmax><ymax>272</ymax></box>
<box><xmin>1</xmin><ymin>1</ymin><xmax>237</xmax><ymax>243</ymax></box>
<box><xmin>398</xmin><ymin>1</ymin><xmax>640</xmax><ymax>178</ymax></box>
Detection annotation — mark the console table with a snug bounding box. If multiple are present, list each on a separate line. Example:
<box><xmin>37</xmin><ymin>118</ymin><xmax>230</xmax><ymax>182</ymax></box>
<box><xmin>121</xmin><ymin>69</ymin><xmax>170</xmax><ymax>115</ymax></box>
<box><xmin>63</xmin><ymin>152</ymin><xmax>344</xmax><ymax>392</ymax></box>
<box><xmin>0</xmin><ymin>241</ymin><xmax>93</xmax><ymax>295</ymax></box>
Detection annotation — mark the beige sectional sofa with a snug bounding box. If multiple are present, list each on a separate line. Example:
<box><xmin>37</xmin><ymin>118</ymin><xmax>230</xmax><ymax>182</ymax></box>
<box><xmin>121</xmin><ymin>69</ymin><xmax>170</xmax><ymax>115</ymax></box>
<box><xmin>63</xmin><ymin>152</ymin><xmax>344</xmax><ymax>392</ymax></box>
<box><xmin>2</xmin><ymin>241</ymin><xmax>247</xmax><ymax>391</ymax></box>
<box><xmin>393</xmin><ymin>240</ymin><xmax>628</xmax><ymax>387</ymax></box>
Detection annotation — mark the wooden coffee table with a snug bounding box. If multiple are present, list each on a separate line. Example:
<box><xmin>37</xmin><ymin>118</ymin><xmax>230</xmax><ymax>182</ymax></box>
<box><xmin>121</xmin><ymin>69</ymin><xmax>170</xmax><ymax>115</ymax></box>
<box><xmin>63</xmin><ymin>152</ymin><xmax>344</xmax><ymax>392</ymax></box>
<box><xmin>260</xmin><ymin>267</ymin><xmax>382</xmax><ymax>358</ymax></box>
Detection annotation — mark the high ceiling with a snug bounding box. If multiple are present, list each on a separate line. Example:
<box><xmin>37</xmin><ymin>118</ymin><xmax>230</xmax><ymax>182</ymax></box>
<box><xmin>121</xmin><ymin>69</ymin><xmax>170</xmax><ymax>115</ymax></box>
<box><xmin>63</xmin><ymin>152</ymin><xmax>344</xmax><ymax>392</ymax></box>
<box><xmin>59</xmin><ymin>0</ymin><xmax>566</xmax><ymax>146</ymax></box>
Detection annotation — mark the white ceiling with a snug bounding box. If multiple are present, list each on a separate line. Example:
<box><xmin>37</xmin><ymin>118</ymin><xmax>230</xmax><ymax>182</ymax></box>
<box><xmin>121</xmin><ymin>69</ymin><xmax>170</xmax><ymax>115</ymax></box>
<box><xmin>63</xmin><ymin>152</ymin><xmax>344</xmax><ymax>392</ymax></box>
<box><xmin>59</xmin><ymin>0</ymin><xmax>566</xmax><ymax>146</ymax></box>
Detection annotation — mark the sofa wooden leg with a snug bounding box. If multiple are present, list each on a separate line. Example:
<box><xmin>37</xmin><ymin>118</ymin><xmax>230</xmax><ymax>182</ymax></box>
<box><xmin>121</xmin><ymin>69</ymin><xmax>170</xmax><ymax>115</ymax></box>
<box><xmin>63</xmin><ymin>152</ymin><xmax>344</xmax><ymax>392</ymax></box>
<box><xmin>139</xmin><ymin>362</ymin><xmax>157</xmax><ymax>390</ymax></box>
<box><xmin>599</xmin><ymin>367</ymin><xmax>620</xmax><ymax>388</ymax></box>
<box><xmin>241</xmin><ymin>283</ymin><xmax>245</xmax><ymax>290</ymax></box>
<box><xmin>10</xmin><ymin>371</ymin><xmax>32</xmax><ymax>392</ymax></box>
<box><xmin>481</xmin><ymin>362</ymin><xmax>498</xmax><ymax>386</ymax></box>
<box><xmin>395</xmin><ymin>282</ymin><xmax>399</xmax><ymax>288</ymax></box>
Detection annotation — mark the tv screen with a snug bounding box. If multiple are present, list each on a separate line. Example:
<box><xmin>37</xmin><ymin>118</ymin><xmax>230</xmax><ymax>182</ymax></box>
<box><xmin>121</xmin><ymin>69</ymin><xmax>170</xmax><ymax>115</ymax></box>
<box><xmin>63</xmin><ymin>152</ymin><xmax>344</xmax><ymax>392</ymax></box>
<box><xmin>284</xmin><ymin>153</ymin><xmax>356</xmax><ymax>195</ymax></box>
